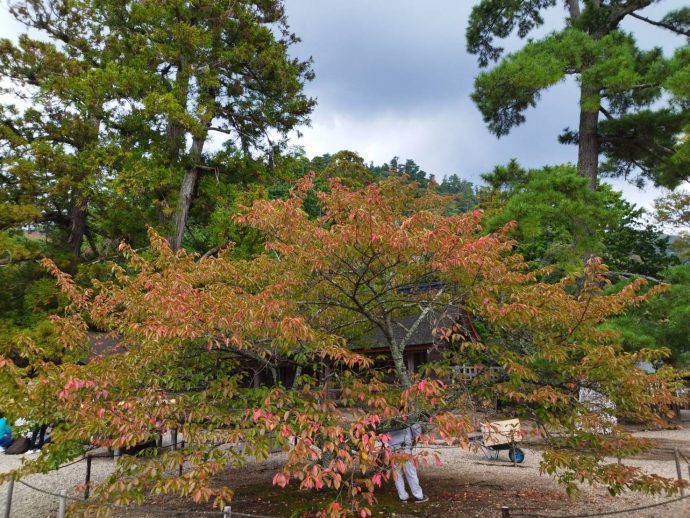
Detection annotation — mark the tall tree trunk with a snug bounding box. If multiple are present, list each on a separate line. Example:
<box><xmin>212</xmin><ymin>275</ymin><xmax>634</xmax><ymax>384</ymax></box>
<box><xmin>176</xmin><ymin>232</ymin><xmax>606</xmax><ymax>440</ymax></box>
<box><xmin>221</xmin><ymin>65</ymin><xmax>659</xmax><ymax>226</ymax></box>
<box><xmin>566</xmin><ymin>0</ymin><xmax>580</xmax><ymax>19</ymax></box>
<box><xmin>166</xmin><ymin>57</ymin><xmax>194</xmax><ymax>252</ymax></box>
<box><xmin>67</xmin><ymin>196</ymin><xmax>88</xmax><ymax>257</ymax></box>
<box><xmin>577</xmin><ymin>85</ymin><xmax>600</xmax><ymax>191</ymax></box>
<box><xmin>390</xmin><ymin>343</ymin><xmax>412</xmax><ymax>390</ymax></box>
<box><xmin>67</xmin><ymin>116</ymin><xmax>101</xmax><ymax>257</ymax></box>
<box><xmin>170</xmin><ymin>135</ymin><xmax>205</xmax><ymax>252</ymax></box>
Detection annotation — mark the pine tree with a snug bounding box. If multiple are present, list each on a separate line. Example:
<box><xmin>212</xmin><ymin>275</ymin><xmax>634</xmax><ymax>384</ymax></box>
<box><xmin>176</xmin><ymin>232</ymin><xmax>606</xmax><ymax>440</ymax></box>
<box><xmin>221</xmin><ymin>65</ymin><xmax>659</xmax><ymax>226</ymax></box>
<box><xmin>0</xmin><ymin>0</ymin><xmax>129</xmax><ymax>259</ymax></box>
<box><xmin>0</xmin><ymin>0</ymin><xmax>315</xmax><ymax>255</ymax></box>
<box><xmin>467</xmin><ymin>1</ymin><xmax>690</xmax><ymax>189</ymax></box>
<box><xmin>113</xmin><ymin>0</ymin><xmax>316</xmax><ymax>251</ymax></box>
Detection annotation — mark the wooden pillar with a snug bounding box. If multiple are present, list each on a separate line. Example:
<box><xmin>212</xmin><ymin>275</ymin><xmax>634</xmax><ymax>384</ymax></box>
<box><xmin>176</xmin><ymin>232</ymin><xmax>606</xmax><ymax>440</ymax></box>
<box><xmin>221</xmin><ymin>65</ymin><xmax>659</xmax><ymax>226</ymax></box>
<box><xmin>3</xmin><ymin>479</ymin><xmax>14</xmax><ymax>518</ymax></box>
<box><xmin>84</xmin><ymin>455</ymin><xmax>93</xmax><ymax>499</ymax></box>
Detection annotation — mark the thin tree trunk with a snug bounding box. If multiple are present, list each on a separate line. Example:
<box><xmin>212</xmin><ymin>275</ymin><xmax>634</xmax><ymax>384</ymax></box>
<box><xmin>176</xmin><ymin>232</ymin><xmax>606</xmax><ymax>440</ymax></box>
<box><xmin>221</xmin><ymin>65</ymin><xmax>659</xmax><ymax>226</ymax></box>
<box><xmin>67</xmin><ymin>196</ymin><xmax>88</xmax><ymax>257</ymax></box>
<box><xmin>577</xmin><ymin>85</ymin><xmax>600</xmax><ymax>191</ymax></box>
<box><xmin>171</xmin><ymin>168</ymin><xmax>199</xmax><ymax>252</ymax></box>
<box><xmin>390</xmin><ymin>343</ymin><xmax>412</xmax><ymax>390</ymax></box>
<box><xmin>165</xmin><ymin>57</ymin><xmax>191</xmax><ymax>251</ymax></box>
<box><xmin>171</xmin><ymin>135</ymin><xmax>205</xmax><ymax>252</ymax></box>
<box><xmin>85</xmin><ymin>229</ymin><xmax>99</xmax><ymax>257</ymax></box>
<box><xmin>292</xmin><ymin>365</ymin><xmax>302</xmax><ymax>390</ymax></box>
<box><xmin>167</xmin><ymin>57</ymin><xmax>191</xmax><ymax>161</ymax></box>
<box><xmin>566</xmin><ymin>0</ymin><xmax>580</xmax><ymax>19</ymax></box>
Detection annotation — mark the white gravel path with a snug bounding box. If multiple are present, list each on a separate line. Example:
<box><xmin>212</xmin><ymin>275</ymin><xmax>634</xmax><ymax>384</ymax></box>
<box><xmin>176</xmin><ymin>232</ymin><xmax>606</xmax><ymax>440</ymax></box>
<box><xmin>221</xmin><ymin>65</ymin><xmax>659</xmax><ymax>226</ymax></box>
<box><xmin>0</xmin><ymin>451</ymin><xmax>117</xmax><ymax>518</ymax></box>
<box><xmin>1</xmin><ymin>425</ymin><xmax>688</xmax><ymax>517</ymax></box>
<box><xmin>417</xmin><ymin>441</ymin><xmax>690</xmax><ymax>517</ymax></box>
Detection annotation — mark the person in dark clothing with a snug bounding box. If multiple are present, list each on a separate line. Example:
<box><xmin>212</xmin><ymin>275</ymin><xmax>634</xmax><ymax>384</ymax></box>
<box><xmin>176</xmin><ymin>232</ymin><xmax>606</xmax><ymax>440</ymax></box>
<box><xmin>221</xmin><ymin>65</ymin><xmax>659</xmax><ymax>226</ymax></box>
<box><xmin>28</xmin><ymin>424</ymin><xmax>48</xmax><ymax>453</ymax></box>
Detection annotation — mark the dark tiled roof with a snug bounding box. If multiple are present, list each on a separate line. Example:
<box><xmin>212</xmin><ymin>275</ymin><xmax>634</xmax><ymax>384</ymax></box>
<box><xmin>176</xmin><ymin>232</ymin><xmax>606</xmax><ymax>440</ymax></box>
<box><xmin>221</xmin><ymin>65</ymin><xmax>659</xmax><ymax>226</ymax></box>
<box><xmin>357</xmin><ymin>306</ymin><xmax>479</xmax><ymax>350</ymax></box>
<box><xmin>87</xmin><ymin>332</ymin><xmax>125</xmax><ymax>359</ymax></box>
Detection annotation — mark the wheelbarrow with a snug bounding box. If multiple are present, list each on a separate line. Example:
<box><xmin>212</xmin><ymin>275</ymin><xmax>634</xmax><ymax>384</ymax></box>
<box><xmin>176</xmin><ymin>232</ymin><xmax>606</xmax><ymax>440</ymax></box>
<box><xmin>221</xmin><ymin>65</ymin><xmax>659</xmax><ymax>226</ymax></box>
<box><xmin>468</xmin><ymin>418</ymin><xmax>525</xmax><ymax>464</ymax></box>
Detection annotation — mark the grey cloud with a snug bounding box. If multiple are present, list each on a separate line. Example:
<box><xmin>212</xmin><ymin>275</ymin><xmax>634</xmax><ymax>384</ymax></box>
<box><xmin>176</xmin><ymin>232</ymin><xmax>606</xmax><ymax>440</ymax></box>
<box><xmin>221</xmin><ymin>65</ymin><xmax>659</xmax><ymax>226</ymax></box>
<box><xmin>285</xmin><ymin>0</ymin><xmax>685</xmax><ymax>209</ymax></box>
<box><xmin>286</xmin><ymin>1</ymin><xmax>476</xmax><ymax>114</ymax></box>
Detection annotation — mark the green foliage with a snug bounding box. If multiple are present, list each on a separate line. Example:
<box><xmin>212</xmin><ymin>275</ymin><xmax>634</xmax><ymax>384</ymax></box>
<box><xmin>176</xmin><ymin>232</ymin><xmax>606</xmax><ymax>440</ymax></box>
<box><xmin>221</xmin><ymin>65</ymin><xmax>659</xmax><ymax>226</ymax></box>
<box><xmin>654</xmin><ymin>186</ymin><xmax>690</xmax><ymax>261</ymax></box>
<box><xmin>0</xmin><ymin>0</ymin><xmax>316</xmax><ymax>357</ymax></box>
<box><xmin>437</xmin><ymin>174</ymin><xmax>478</xmax><ymax>213</ymax></box>
<box><xmin>266</xmin><ymin>150</ymin><xmax>473</xmax><ymax>219</ymax></box>
<box><xmin>318</xmin><ymin>150</ymin><xmax>374</xmax><ymax>188</ymax></box>
<box><xmin>602</xmin><ymin>202</ymin><xmax>677</xmax><ymax>277</ymax></box>
<box><xmin>483</xmin><ymin>162</ymin><xmax>675</xmax><ymax>274</ymax></box>
<box><xmin>484</xmin><ymin>164</ymin><xmax>611</xmax><ymax>267</ymax></box>
<box><xmin>655</xmin><ymin>189</ymin><xmax>690</xmax><ymax>230</ymax></box>
<box><xmin>204</xmin><ymin>183</ymin><xmax>268</xmax><ymax>259</ymax></box>
<box><xmin>468</xmin><ymin>1</ymin><xmax>690</xmax><ymax>187</ymax></box>
<box><xmin>466</xmin><ymin>0</ymin><xmax>557</xmax><ymax>67</ymax></box>
<box><xmin>472</xmin><ymin>28</ymin><xmax>578</xmax><ymax>136</ymax></box>
<box><xmin>604</xmin><ymin>265</ymin><xmax>690</xmax><ymax>367</ymax></box>
<box><xmin>0</xmin><ymin>204</ymin><xmax>40</xmax><ymax>230</ymax></box>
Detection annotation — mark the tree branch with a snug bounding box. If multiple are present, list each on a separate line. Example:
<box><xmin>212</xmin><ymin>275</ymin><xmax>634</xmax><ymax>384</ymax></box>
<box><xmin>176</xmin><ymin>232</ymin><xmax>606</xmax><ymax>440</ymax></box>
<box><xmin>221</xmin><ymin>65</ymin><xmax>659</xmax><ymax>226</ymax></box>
<box><xmin>629</xmin><ymin>12</ymin><xmax>690</xmax><ymax>38</ymax></box>
<box><xmin>599</xmin><ymin>106</ymin><xmax>614</xmax><ymax>121</ymax></box>
<box><xmin>605</xmin><ymin>271</ymin><xmax>663</xmax><ymax>284</ymax></box>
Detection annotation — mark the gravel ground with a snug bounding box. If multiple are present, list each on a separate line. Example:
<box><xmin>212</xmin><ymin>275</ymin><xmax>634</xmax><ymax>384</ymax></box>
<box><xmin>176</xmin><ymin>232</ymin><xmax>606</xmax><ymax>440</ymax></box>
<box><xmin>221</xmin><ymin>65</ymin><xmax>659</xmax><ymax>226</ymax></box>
<box><xmin>1</xmin><ymin>425</ymin><xmax>689</xmax><ymax>518</ymax></box>
<box><xmin>417</xmin><ymin>442</ymin><xmax>690</xmax><ymax>518</ymax></box>
<box><xmin>0</xmin><ymin>451</ymin><xmax>117</xmax><ymax>518</ymax></box>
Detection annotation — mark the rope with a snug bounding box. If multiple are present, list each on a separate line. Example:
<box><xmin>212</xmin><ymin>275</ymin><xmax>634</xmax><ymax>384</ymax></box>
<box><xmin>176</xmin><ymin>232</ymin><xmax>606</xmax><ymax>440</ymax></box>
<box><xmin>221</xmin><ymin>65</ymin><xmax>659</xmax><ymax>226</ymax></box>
<box><xmin>78</xmin><ymin>510</ymin><xmax>277</xmax><ymax>518</ymax></box>
<box><xmin>99</xmin><ymin>508</ymin><xmax>224</xmax><ymax>516</ymax></box>
<box><xmin>510</xmin><ymin>492</ymin><xmax>690</xmax><ymax>517</ymax></box>
<box><xmin>56</xmin><ymin>451</ymin><xmax>116</xmax><ymax>468</ymax></box>
<box><xmin>105</xmin><ymin>505</ymin><xmax>277</xmax><ymax>518</ymax></box>
<box><xmin>16</xmin><ymin>480</ymin><xmax>85</xmax><ymax>502</ymax></box>
<box><xmin>51</xmin><ymin>456</ymin><xmax>87</xmax><ymax>470</ymax></box>
<box><xmin>27</xmin><ymin>440</ymin><xmax>184</xmax><ymax>473</ymax></box>
<box><xmin>16</xmin><ymin>454</ymin><xmax>688</xmax><ymax>518</ymax></box>
<box><xmin>15</xmin><ymin>473</ymin><xmax>278</xmax><ymax>517</ymax></box>
<box><xmin>109</xmin><ymin>509</ymin><xmax>276</xmax><ymax>517</ymax></box>
<box><xmin>225</xmin><ymin>512</ymin><xmax>278</xmax><ymax>518</ymax></box>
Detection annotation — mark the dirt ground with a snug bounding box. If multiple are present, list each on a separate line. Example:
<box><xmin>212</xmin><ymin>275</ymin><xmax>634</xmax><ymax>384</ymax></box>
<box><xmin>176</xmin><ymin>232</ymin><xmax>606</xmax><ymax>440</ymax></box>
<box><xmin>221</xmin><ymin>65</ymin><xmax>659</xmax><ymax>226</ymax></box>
<box><xmin>2</xmin><ymin>424</ymin><xmax>690</xmax><ymax>517</ymax></box>
<box><xmin>131</xmin><ymin>423</ymin><xmax>690</xmax><ymax>518</ymax></box>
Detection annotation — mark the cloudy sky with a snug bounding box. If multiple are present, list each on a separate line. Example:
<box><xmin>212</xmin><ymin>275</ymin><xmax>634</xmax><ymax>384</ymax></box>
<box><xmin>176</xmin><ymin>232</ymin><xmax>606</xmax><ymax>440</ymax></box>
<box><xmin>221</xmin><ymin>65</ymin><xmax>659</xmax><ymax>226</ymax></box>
<box><xmin>1</xmin><ymin>1</ymin><xmax>686</xmax><ymax>209</ymax></box>
<box><xmin>280</xmin><ymin>0</ymin><xmax>687</xmax><ymax>209</ymax></box>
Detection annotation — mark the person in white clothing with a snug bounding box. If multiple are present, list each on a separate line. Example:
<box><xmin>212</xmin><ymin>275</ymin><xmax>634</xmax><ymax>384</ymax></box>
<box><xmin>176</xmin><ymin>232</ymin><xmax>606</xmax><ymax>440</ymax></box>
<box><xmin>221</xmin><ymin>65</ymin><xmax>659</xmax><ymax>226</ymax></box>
<box><xmin>386</xmin><ymin>423</ymin><xmax>428</xmax><ymax>503</ymax></box>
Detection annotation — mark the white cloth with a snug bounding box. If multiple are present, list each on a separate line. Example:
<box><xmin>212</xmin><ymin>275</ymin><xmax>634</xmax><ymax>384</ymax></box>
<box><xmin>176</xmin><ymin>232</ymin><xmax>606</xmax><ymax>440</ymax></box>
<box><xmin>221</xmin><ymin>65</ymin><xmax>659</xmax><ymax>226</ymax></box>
<box><xmin>393</xmin><ymin>460</ymin><xmax>424</xmax><ymax>500</ymax></box>
<box><xmin>388</xmin><ymin>425</ymin><xmax>424</xmax><ymax>501</ymax></box>
<box><xmin>388</xmin><ymin>424</ymin><xmax>422</xmax><ymax>451</ymax></box>
<box><xmin>578</xmin><ymin>387</ymin><xmax>617</xmax><ymax>434</ymax></box>
<box><xmin>13</xmin><ymin>418</ymin><xmax>32</xmax><ymax>438</ymax></box>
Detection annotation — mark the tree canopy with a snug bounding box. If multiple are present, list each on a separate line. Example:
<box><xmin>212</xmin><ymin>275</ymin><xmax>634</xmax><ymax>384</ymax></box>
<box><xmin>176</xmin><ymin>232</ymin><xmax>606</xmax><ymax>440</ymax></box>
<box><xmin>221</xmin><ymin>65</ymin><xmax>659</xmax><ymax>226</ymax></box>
<box><xmin>0</xmin><ymin>3</ymin><xmax>687</xmax><ymax>515</ymax></box>
<box><xmin>480</xmin><ymin>161</ymin><xmax>675</xmax><ymax>275</ymax></box>
<box><xmin>655</xmin><ymin>186</ymin><xmax>690</xmax><ymax>260</ymax></box>
<box><xmin>0</xmin><ymin>178</ymin><xmax>684</xmax><ymax>515</ymax></box>
<box><xmin>467</xmin><ymin>1</ymin><xmax>690</xmax><ymax>189</ymax></box>
<box><xmin>605</xmin><ymin>264</ymin><xmax>690</xmax><ymax>368</ymax></box>
<box><xmin>0</xmin><ymin>0</ymin><xmax>315</xmax><ymax>256</ymax></box>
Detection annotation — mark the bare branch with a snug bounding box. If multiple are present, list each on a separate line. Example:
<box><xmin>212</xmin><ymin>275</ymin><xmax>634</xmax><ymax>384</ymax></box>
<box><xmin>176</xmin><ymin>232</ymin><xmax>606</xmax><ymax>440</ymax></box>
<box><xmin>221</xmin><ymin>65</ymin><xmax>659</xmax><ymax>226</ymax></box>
<box><xmin>629</xmin><ymin>12</ymin><xmax>690</xmax><ymax>38</ymax></box>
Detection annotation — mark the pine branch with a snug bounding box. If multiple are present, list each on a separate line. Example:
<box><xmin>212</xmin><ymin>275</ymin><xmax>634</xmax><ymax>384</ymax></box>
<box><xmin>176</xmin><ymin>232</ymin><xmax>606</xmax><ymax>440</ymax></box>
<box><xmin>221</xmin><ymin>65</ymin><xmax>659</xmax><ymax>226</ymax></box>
<box><xmin>629</xmin><ymin>12</ymin><xmax>690</xmax><ymax>38</ymax></box>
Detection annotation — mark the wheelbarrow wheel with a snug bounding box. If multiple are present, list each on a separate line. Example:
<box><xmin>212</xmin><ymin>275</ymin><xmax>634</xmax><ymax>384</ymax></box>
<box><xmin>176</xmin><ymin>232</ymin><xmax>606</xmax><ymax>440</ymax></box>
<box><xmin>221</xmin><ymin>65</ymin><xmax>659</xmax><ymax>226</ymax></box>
<box><xmin>508</xmin><ymin>447</ymin><xmax>525</xmax><ymax>464</ymax></box>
